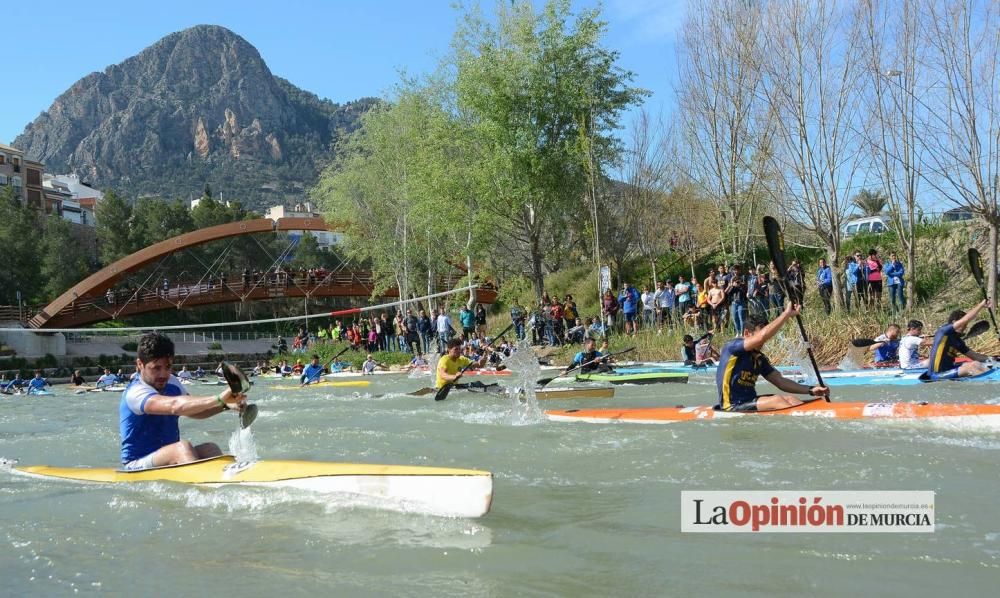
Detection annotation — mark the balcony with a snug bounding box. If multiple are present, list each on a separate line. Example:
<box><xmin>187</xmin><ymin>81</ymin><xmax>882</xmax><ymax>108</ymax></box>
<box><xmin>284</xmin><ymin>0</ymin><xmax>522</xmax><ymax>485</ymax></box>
<box><xmin>12</xmin><ymin>164</ymin><xmax>20</xmax><ymax>173</ymax></box>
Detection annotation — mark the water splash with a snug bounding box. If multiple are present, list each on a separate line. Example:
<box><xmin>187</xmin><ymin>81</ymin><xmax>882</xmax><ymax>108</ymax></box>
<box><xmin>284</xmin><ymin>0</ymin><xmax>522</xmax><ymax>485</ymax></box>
<box><xmin>228</xmin><ymin>414</ymin><xmax>259</xmax><ymax>463</ymax></box>
<box><xmin>503</xmin><ymin>339</ymin><xmax>543</xmax><ymax>425</ymax></box>
<box><xmin>775</xmin><ymin>332</ymin><xmax>818</xmax><ymax>384</ymax></box>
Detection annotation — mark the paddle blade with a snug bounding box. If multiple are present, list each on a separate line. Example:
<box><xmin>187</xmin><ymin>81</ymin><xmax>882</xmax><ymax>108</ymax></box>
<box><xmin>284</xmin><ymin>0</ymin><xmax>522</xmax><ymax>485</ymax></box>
<box><xmin>535</xmin><ymin>377</ymin><xmax>556</xmax><ymax>387</ymax></box>
<box><xmin>240</xmin><ymin>403</ymin><xmax>258</xmax><ymax>429</ymax></box>
<box><xmin>763</xmin><ymin>216</ymin><xmax>788</xmax><ymax>274</ymax></box>
<box><xmin>966</xmin><ymin>319</ymin><xmax>990</xmax><ymax>339</ymax></box>
<box><xmin>969</xmin><ymin>248</ymin><xmax>985</xmax><ymax>287</ymax></box>
<box><xmin>220</xmin><ymin>362</ymin><xmax>251</xmax><ymax>394</ymax></box>
<box><xmin>409</xmin><ymin>387</ymin><xmax>436</xmax><ymax>397</ymax></box>
<box><xmin>434</xmin><ymin>384</ymin><xmax>453</xmax><ymax>401</ymax></box>
<box><xmin>851</xmin><ymin>339</ymin><xmax>877</xmax><ymax>348</ymax></box>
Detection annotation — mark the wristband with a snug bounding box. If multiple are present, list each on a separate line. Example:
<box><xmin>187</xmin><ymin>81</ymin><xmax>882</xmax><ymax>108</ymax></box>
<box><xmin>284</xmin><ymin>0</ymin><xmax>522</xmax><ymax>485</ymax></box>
<box><xmin>215</xmin><ymin>393</ymin><xmax>229</xmax><ymax>410</ymax></box>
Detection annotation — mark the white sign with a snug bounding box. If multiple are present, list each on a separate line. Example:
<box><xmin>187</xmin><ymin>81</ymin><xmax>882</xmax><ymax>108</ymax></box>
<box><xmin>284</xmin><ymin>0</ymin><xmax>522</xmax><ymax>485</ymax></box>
<box><xmin>599</xmin><ymin>266</ymin><xmax>611</xmax><ymax>293</ymax></box>
<box><xmin>681</xmin><ymin>491</ymin><xmax>934</xmax><ymax>533</ymax></box>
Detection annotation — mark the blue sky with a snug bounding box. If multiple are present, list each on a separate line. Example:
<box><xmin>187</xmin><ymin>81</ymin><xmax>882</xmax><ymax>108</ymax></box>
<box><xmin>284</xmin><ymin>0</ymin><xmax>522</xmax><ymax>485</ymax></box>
<box><xmin>0</xmin><ymin>0</ymin><xmax>685</xmax><ymax>145</ymax></box>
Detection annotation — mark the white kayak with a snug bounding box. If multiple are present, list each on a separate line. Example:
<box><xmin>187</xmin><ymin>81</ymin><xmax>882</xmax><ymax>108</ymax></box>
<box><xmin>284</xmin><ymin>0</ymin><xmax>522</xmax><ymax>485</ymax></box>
<box><xmin>11</xmin><ymin>455</ymin><xmax>493</xmax><ymax>518</ymax></box>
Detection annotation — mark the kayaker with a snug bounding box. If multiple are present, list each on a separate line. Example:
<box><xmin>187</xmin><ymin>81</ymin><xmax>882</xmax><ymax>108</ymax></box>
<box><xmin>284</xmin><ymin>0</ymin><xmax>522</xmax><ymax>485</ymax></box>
<box><xmin>120</xmin><ymin>332</ymin><xmax>246</xmax><ymax>471</ymax></box>
<box><xmin>194</xmin><ymin>366</ymin><xmax>206</xmax><ymax>378</ymax></box>
<box><xmin>681</xmin><ymin>335</ymin><xmax>697</xmax><ymax>366</ymax></box>
<box><xmin>869</xmin><ymin>324</ymin><xmax>901</xmax><ymax>366</ymax></box>
<box><xmin>176</xmin><ymin>366</ymin><xmax>194</xmax><ymax>381</ymax></box>
<box><xmin>71</xmin><ymin>370</ymin><xmax>86</xmax><ymax>386</ymax></box>
<box><xmin>568</xmin><ymin>338</ymin><xmax>610</xmax><ymax>374</ymax></box>
<box><xmin>26</xmin><ymin>371</ymin><xmax>50</xmax><ymax>393</ymax></box>
<box><xmin>300</xmin><ymin>354</ymin><xmax>324</xmax><ymax>385</ymax></box>
<box><xmin>899</xmin><ymin>320</ymin><xmax>932</xmax><ymax>370</ymax></box>
<box><xmin>435</xmin><ymin>338</ymin><xmax>490</xmax><ymax>389</ymax></box>
<box><xmin>2</xmin><ymin>372</ymin><xmax>26</xmax><ymax>394</ymax></box>
<box><xmin>407</xmin><ymin>352</ymin><xmax>429</xmax><ymax>370</ymax></box>
<box><xmin>926</xmin><ymin>300</ymin><xmax>993</xmax><ymax>379</ymax></box>
<box><xmin>715</xmin><ymin>302</ymin><xmax>829</xmax><ymax>412</ymax></box>
<box><xmin>361</xmin><ymin>354</ymin><xmax>380</xmax><ymax>375</ymax></box>
<box><xmin>694</xmin><ymin>333</ymin><xmax>720</xmax><ymax>367</ymax></box>
<box><xmin>96</xmin><ymin>368</ymin><xmax>119</xmax><ymax>388</ymax></box>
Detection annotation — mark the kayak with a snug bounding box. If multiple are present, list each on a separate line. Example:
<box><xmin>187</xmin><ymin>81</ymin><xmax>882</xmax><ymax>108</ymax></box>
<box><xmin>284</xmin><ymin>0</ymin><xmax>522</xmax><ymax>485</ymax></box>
<box><xmin>576</xmin><ymin>371</ymin><xmax>688</xmax><ymax>384</ymax></box>
<box><xmin>274</xmin><ymin>380</ymin><xmax>371</xmax><ymax>390</ymax></box>
<box><xmin>10</xmin><ymin>455</ymin><xmax>493</xmax><ymax>518</ymax></box>
<box><xmin>788</xmin><ymin>367</ymin><xmax>1000</xmax><ymax>386</ymax></box>
<box><xmin>73</xmin><ymin>384</ymin><xmax>126</xmax><ymax>394</ymax></box>
<box><xmin>546</xmin><ymin>401</ymin><xmax>1000</xmax><ymax>425</ymax></box>
<box><xmin>26</xmin><ymin>389</ymin><xmax>53</xmax><ymax>396</ymax></box>
<box><xmin>534</xmin><ymin>387</ymin><xmax>615</xmax><ymax>400</ymax></box>
<box><xmin>324</xmin><ymin>370</ymin><xmax>406</xmax><ymax>380</ymax></box>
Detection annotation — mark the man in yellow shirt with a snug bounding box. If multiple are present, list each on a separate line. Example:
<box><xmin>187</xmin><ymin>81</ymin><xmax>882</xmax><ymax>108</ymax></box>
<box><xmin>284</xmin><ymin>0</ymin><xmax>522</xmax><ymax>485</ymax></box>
<box><xmin>436</xmin><ymin>338</ymin><xmax>491</xmax><ymax>389</ymax></box>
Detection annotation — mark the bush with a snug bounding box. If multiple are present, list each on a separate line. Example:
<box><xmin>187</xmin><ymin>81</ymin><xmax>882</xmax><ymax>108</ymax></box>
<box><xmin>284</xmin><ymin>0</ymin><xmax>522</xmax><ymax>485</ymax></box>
<box><xmin>121</xmin><ymin>341</ymin><xmax>138</xmax><ymax>352</ymax></box>
<box><xmin>208</xmin><ymin>342</ymin><xmax>223</xmax><ymax>350</ymax></box>
<box><xmin>36</xmin><ymin>354</ymin><xmax>58</xmax><ymax>368</ymax></box>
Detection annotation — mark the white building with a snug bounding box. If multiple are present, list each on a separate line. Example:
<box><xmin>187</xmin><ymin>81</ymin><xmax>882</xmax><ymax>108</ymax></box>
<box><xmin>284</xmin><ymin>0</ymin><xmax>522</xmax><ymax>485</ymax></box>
<box><xmin>265</xmin><ymin>201</ymin><xmax>342</xmax><ymax>250</ymax></box>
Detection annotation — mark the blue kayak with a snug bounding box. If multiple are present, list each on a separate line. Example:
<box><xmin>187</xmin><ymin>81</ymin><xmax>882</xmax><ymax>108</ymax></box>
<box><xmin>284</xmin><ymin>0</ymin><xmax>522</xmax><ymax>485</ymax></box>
<box><xmin>790</xmin><ymin>366</ymin><xmax>1000</xmax><ymax>386</ymax></box>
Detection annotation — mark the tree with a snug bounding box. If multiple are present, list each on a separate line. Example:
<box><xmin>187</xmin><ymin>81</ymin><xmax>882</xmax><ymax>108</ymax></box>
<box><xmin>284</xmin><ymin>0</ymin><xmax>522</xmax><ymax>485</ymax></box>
<box><xmin>40</xmin><ymin>216</ymin><xmax>89</xmax><ymax>301</ymax></box>
<box><xmin>453</xmin><ymin>0</ymin><xmax>647</xmax><ymax>300</ymax></box>
<box><xmin>760</xmin><ymin>0</ymin><xmax>867</xmax><ymax>311</ymax></box>
<box><xmin>852</xmin><ymin>189</ymin><xmax>888</xmax><ymax>216</ymax></box>
<box><xmin>0</xmin><ymin>186</ymin><xmax>41</xmax><ymax>304</ymax></box>
<box><xmin>859</xmin><ymin>0</ymin><xmax>923</xmax><ymax>309</ymax></box>
<box><xmin>129</xmin><ymin>198</ymin><xmax>194</xmax><ymax>247</ymax></box>
<box><xmin>678</xmin><ymin>0</ymin><xmax>775</xmax><ymax>262</ymax></box>
<box><xmin>919</xmin><ymin>0</ymin><xmax>1000</xmax><ymax>303</ymax></box>
<box><xmin>95</xmin><ymin>190</ymin><xmax>134</xmax><ymax>266</ymax></box>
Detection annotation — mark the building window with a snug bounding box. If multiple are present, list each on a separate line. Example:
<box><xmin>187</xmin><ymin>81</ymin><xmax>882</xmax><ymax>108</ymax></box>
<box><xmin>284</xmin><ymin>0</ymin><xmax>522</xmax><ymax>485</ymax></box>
<box><xmin>0</xmin><ymin>175</ymin><xmax>7</xmax><ymax>186</ymax></box>
<box><xmin>81</xmin><ymin>211</ymin><xmax>88</xmax><ymax>225</ymax></box>
<box><xmin>27</xmin><ymin>168</ymin><xmax>41</xmax><ymax>186</ymax></box>
<box><xmin>0</xmin><ymin>153</ymin><xmax>6</xmax><ymax>165</ymax></box>
<box><xmin>28</xmin><ymin>189</ymin><xmax>42</xmax><ymax>208</ymax></box>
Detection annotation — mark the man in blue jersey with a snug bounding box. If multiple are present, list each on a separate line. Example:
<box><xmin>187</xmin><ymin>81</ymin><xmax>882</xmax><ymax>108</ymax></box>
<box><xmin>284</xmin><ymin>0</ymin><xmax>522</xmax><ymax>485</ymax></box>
<box><xmin>300</xmin><ymin>354</ymin><xmax>325</xmax><ymax>385</ymax></box>
<box><xmin>716</xmin><ymin>302</ymin><xmax>829</xmax><ymax>412</ymax></box>
<box><xmin>926</xmin><ymin>300</ymin><xmax>993</xmax><ymax>380</ymax></box>
<box><xmin>96</xmin><ymin>368</ymin><xmax>119</xmax><ymax>388</ymax></box>
<box><xmin>869</xmin><ymin>324</ymin><xmax>901</xmax><ymax>365</ymax></box>
<box><xmin>26</xmin><ymin>371</ymin><xmax>51</xmax><ymax>394</ymax></box>
<box><xmin>120</xmin><ymin>332</ymin><xmax>246</xmax><ymax>471</ymax></box>
<box><xmin>567</xmin><ymin>338</ymin><xmax>610</xmax><ymax>374</ymax></box>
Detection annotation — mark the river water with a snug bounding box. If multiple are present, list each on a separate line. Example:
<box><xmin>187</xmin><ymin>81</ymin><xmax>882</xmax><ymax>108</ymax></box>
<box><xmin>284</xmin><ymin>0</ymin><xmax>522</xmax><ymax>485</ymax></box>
<box><xmin>2</xmin><ymin>371</ymin><xmax>999</xmax><ymax>596</ymax></box>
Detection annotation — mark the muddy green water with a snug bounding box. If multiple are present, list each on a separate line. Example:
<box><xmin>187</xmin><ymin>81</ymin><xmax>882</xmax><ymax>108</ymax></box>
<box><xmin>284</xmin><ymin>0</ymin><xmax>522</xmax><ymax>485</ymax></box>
<box><xmin>2</xmin><ymin>371</ymin><xmax>999</xmax><ymax>596</ymax></box>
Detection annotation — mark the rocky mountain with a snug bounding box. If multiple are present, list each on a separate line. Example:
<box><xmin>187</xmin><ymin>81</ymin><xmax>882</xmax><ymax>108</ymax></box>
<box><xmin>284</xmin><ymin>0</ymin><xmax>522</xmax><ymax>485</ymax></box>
<box><xmin>14</xmin><ymin>25</ymin><xmax>375</xmax><ymax>210</ymax></box>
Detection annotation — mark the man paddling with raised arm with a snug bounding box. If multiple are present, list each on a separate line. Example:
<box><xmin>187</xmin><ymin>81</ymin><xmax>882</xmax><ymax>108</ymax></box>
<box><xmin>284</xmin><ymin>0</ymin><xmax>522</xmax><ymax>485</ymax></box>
<box><xmin>567</xmin><ymin>339</ymin><xmax>611</xmax><ymax>374</ymax></box>
<box><xmin>716</xmin><ymin>302</ymin><xmax>829</xmax><ymax>412</ymax></box>
<box><xmin>300</xmin><ymin>354</ymin><xmax>324</xmax><ymax>386</ymax></box>
<box><xmin>926</xmin><ymin>300</ymin><xmax>993</xmax><ymax>380</ymax></box>
<box><xmin>120</xmin><ymin>332</ymin><xmax>246</xmax><ymax>471</ymax></box>
<box><xmin>435</xmin><ymin>338</ymin><xmax>490</xmax><ymax>390</ymax></box>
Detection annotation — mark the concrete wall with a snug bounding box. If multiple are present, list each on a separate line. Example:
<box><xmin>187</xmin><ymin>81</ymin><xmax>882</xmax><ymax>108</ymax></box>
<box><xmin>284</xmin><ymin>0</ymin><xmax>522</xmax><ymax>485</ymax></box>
<box><xmin>0</xmin><ymin>327</ymin><xmax>66</xmax><ymax>357</ymax></box>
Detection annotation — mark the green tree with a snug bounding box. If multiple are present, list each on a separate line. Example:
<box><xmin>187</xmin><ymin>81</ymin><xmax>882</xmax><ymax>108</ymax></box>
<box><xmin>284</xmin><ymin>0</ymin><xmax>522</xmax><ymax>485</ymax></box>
<box><xmin>0</xmin><ymin>186</ymin><xmax>41</xmax><ymax>304</ymax></box>
<box><xmin>95</xmin><ymin>190</ymin><xmax>134</xmax><ymax>266</ymax></box>
<box><xmin>39</xmin><ymin>216</ymin><xmax>89</xmax><ymax>301</ymax></box>
<box><xmin>852</xmin><ymin>189</ymin><xmax>888</xmax><ymax>217</ymax></box>
<box><xmin>129</xmin><ymin>198</ymin><xmax>194</xmax><ymax>246</ymax></box>
<box><xmin>453</xmin><ymin>0</ymin><xmax>647</xmax><ymax>299</ymax></box>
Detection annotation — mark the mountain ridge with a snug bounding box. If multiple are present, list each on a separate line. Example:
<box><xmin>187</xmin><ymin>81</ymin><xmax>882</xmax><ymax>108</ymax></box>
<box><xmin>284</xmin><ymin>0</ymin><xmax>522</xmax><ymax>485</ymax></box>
<box><xmin>13</xmin><ymin>25</ymin><xmax>374</xmax><ymax>209</ymax></box>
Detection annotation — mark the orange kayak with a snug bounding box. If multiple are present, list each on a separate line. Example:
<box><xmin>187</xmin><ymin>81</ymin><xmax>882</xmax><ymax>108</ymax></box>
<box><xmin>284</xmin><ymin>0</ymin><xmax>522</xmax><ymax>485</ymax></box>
<box><xmin>546</xmin><ymin>401</ymin><xmax>1000</xmax><ymax>424</ymax></box>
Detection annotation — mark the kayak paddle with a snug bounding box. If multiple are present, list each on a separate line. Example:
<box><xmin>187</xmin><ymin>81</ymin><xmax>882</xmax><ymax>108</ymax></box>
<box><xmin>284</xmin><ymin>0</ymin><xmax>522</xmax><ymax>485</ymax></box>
<box><xmin>220</xmin><ymin>362</ymin><xmax>257</xmax><ymax>429</ymax></box>
<box><xmin>763</xmin><ymin>216</ymin><xmax>828</xmax><ymax>401</ymax></box>
<box><xmin>300</xmin><ymin>347</ymin><xmax>350</xmax><ymax>387</ymax></box>
<box><xmin>967</xmin><ymin>248</ymin><xmax>999</xmax><ymax>334</ymax></box>
<box><xmin>536</xmin><ymin>347</ymin><xmax>636</xmax><ymax>387</ymax></box>
<box><xmin>435</xmin><ymin>322</ymin><xmax>515</xmax><ymax>402</ymax></box>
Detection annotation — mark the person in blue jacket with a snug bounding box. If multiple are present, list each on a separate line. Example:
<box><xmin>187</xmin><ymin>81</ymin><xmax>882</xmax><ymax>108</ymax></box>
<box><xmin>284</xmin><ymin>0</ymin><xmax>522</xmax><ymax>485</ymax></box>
<box><xmin>884</xmin><ymin>252</ymin><xmax>905</xmax><ymax>312</ymax></box>
<box><xmin>299</xmin><ymin>354</ymin><xmax>326</xmax><ymax>386</ymax></box>
<box><xmin>26</xmin><ymin>371</ymin><xmax>51</xmax><ymax>394</ymax></box>
<box><xmin>618</xmin><ymin>282</ymin><xmax>641</xmax><ymax>336</ymax></box>
<box><xmin>816</xmin><ymin>258</ymin><xmax>833</xmax><ymax>315</ymax></box>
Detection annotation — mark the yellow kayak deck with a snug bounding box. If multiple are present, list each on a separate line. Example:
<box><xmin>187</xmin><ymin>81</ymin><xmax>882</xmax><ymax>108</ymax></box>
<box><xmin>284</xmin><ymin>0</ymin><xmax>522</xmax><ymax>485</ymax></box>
<box><xmin>273</xmin><ymin>380</ymin><xmax>370</xmax><ymax>390</ymax></box>
<box><xmin>15</xmin><ymin>455</ymin><xmax>490</xmax><ymax>484</ymax></box>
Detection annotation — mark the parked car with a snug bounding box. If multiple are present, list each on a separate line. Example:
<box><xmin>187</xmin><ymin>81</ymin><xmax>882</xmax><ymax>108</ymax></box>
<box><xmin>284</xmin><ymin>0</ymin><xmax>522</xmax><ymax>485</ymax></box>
<box><xmin>844</xmin><ymin>216</ymin><xmax>888</xmax><ymax>237</ymax></box>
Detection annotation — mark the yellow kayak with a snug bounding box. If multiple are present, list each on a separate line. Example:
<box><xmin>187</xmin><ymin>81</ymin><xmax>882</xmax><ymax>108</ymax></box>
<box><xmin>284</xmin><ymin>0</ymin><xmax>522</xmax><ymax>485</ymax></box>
<box><xmin>13</xmin><ymin>455</ymin><xmax>492</xmax><ymax>518</ymax></box>
<box><xmin>273</xmin><ymin>380</ymin><xmax>371</xmax><ymax>390</ymax></box>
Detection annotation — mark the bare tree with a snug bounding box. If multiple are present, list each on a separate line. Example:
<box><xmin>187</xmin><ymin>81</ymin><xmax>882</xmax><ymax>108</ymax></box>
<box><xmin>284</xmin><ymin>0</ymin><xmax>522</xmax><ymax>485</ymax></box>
<box><xmin>622</xmin><ymin>109</ymin><xmax>672</xmax><ymax>285</ymax></box>
<box><xmin>677</xmin><ymin>0</ymin><xmax>774</xmax><ymax>262</ymax></box>
<box><xmin>859</xmin><ymin>0</ymin><xmax>923</xmax><ymax>310</ymax></box>
<box><xmin>918</xmin><ymin>0</ymin><xmax>1000</xmax><ymax>302</ymax></box>
<box><xmin>760</xmin><ymin>0</ymin><xmax>868</xmax><ymax>310</ymax></box>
